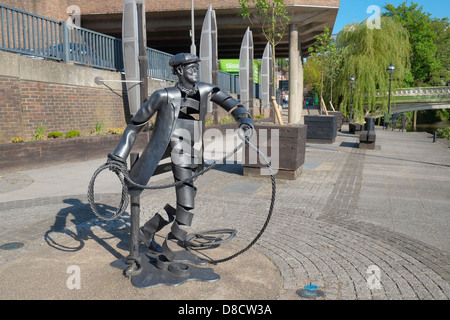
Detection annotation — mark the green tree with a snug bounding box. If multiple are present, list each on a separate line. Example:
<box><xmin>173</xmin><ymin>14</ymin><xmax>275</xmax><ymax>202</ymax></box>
<box><xmin>324</xmin><ymin>37</ymin><xmax>342</xmax><ymax>107</ymax></box>
<box><xmin>334</xmin><ymin>16</ymin><xmax>411</xmax><ymax>121</ymax></box>
<box><xmin>307</xmin><ymin>26</ymin><xmax>336</xmax><ymax>106</ymax></box>
<box><xmin>429</xmin><ymin>17</ymin><xmax>450</xmax><ymax>86</ymax></box>
<box><xmin>238</xmin><ymin>0</ymin><xmax>291</xmax><ymax>92</ymax></box>
<box><xmin>304</xmin><ymin>56</ymin><xmax>322</xmax><ymax>94</ymax></box>
<box><xmin>383</xmin><ymin>2</ymin><xmax>439</xmax><ymax>84</ymax></box>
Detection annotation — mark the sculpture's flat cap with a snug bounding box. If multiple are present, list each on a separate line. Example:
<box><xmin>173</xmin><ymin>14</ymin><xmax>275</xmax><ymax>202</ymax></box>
<box><xmin>169</xmin><ymin>53</ymin><xmax>201</xmax><ymax>67</ymax></box>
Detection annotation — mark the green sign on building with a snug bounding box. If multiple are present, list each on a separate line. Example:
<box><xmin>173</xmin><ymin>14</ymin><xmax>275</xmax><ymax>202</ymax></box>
<box><xmin>219</xmin><ymin>59</ymin><xmax>260</xmax><ymax>84</ymax></box>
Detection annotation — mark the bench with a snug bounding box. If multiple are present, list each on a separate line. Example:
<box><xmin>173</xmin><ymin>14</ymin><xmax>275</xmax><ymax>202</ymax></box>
<box><xmin>391</xmin><ymin>113</ymin><xmax>409</xmax><ymax>132</ymax></box>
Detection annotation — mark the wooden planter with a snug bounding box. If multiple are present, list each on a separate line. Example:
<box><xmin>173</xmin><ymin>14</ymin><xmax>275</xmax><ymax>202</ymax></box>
<box><xmin>328</xmin><ymin>111</ymin><xmax>343</xmax><ymax>131</ymax></box>
<box><xmin>0</xmin><ymin>133</ymin><xmax>149</xmax><ymax>173</ymax></box>
<box><xmin>304</xmin><ymin>115</ymin><xmax>338</xmax><ymax>144</ymax></box>
<box><xmin>242</xmin><ymin>123</ymin><xmax>307</xmax><ymax>180</ymax></box>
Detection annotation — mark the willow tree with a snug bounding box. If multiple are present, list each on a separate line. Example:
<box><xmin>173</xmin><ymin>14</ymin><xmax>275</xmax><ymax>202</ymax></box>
<box><xmin>334</xmin><ymin>16</ymin><xmax>412</xmax><ymax>121</ymax></box>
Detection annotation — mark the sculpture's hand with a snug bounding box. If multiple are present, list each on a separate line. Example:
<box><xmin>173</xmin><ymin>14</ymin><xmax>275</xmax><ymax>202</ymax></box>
<box><xmin>107</xmin><ymin>153</ymin><xmax>127</xmax><ymax>173</ymax></box>
<box><xmin>238</xmin><ymin>116</ymin><xmax>254</xmax><ymax>140</ymax></box>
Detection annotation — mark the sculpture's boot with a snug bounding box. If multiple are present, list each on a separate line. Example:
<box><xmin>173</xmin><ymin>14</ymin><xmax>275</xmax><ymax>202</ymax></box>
<box><xmin>139</xmin><ymin>227</ymin><xmax>162</xmax><ymax>253</ymax></box>
<box><xmin>139</xmin><ymin>210</ymin><xmax>174</xmax><ymax>253</ymax></box>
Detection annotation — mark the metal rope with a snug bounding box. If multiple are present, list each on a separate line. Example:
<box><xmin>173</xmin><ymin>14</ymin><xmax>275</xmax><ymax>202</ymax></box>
<box><xmin>87</xmin><ymin>126</ymin><xmax>276</xmax><ymax>264</ymax></box>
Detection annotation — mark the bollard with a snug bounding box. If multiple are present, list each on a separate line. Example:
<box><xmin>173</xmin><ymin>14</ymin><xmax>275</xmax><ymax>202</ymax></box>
<box><xmin>433</xmin><ymin>131</ymin><xmax>437</xmax><ymax>143</ymax></box>
<box><xmin>364</xmin><ymin>117</ymin><xmax>375</xmax><ymax>132</ymax></box>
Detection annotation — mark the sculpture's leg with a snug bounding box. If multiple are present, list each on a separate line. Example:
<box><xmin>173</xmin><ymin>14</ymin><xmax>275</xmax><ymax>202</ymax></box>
<box><xmin>124</xmin><ymin>153</ymin><xmax>142</xmax><ymax>277</ymax></box>
<box><xmin>157</xmin><ymin>164</ymin><xmax>205</xmax><ymax>266</ymax></box>
<box><xmin>170</xmin><ymin>165</ymin><xmax>196</xmax><ymax>245</ymax></box>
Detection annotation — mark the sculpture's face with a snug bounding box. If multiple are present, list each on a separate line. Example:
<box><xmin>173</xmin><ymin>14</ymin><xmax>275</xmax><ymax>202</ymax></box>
<box><xmin>181</xmin><ymin>62</ymin><xmax>199</xmax><ymax>85</ymax></box>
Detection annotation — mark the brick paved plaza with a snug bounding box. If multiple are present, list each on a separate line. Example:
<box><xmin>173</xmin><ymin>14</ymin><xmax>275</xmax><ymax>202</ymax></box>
<box><xmin>0</xmin><ymin>123</ymin><xmax>449</xmax><ymax>300</ymax></box>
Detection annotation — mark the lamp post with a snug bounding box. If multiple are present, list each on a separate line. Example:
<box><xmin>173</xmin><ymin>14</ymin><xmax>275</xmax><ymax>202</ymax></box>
<box><xmin>190</xmin><ymin>0</ymin><xmax>196</xmax><ymax>54</ymax></box>
<box><xmin>386</xmin><ymin>63</ymin><xmax>395</xmax><ymax>114</ymax></box>
<box><xmin>385</xmin><ymin>63</ymin><xmax>395</xmax><ymax>129</ymax></box>
<box><xmin>349</xmin><ymin>76</ymin><xmax>355</xmax><ymax>123</ymax></box>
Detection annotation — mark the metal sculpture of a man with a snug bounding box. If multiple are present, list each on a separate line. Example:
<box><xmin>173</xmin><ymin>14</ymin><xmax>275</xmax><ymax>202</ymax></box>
<box><xmin>109</xmin><ymin>53</ymin><xmax>254</xmax><ymax>276</ymax></box>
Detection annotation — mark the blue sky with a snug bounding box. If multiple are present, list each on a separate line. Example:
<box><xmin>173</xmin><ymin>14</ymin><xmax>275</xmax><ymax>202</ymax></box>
<box><xmin>332</xmin><ymin>0</ymin><xmax>450</xmax><ymax>34</ymax></box>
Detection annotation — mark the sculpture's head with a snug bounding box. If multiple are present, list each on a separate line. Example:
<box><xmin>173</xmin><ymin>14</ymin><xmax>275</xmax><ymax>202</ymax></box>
<box><xmin>169</xmin><ymin>53</ymin><xmax>201</xmax><ymax>86</ymax></box>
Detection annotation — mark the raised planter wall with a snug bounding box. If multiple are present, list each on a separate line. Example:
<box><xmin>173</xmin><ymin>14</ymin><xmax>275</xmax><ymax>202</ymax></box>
<box><xmin>0</xmin><ymin>133</ymin><xmax>149</xmax><ymax>173</ymax></box>
<box><xmin>242</xmin><ymin>123</ymin><xmax>307</xmax><ymax>180</ymax></box>
<box><xmin>304</xmin><ymin>115</ymin><xmax>337</xmax><ymax>144</ymax></box>
<box><xmin>328</xmin><ymin>111</ymin><xmax>343</xmax><ymax>131</ymax></box>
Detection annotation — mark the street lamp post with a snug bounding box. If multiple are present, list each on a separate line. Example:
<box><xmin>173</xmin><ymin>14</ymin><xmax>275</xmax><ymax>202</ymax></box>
<box><xmin>386</xmin><ymin>63</ymin><xmax>395</xmax><ymax>128</ymax></box>
<box><xmin>190</xmin><ymin>0</ymin><xmax>196</xmax><ymax>55</ymax></box>
<box><xmin>349</xmin><ymin>76</ymin><xmax>355</xmax><ymax>123</ymax></box>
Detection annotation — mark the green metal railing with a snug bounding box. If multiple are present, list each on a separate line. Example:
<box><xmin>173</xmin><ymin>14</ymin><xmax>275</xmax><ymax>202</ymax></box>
<box><xmin>376</xmin><ymin>86</ymin><xmax>450</xmax><ymax>104</ymax></box>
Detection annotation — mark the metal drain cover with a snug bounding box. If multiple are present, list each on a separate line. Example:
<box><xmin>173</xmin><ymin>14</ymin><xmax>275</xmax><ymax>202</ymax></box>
<box><xmin>0</xmin><ymin>242</ymin><xmax>24</xmax><ymax>250</ymax></box>
<box><xmin>296</xmin><ymin>284</ymin><xmax>325</xmax><ymax>299</ymax></box>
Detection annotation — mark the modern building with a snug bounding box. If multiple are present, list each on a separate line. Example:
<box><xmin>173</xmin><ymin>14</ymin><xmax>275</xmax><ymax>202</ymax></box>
<box><xmin>0</xmin><ymin>0</ymin><xmax>340</xmax><ymax>124</ymax></box>
<box><xmin>1</xmin><ymin>0</ymin><xmax>340</xmax><ymax>58</ymax></box>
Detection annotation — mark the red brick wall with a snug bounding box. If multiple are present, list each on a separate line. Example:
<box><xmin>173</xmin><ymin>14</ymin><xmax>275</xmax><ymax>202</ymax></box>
<box><xmin>0</xmin><ymin>76</ymin><xmax>127</xmax><ymax>143</ymax></box>
<box><xmin>0</xmin><ymin>77</ymin><xmax>21</xmax><ymax>142</ymax></box>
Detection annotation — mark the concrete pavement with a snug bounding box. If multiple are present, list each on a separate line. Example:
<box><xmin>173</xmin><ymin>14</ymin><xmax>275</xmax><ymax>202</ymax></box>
<box><xmin>0</xmin><ymin>123</ymin><xmax>449</xmax><ymax>300</ymax></box>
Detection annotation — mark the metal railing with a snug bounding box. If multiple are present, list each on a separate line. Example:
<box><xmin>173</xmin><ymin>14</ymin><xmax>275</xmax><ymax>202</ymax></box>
<box><xmin>147</xmin><ymin>47</ymin><xmax>176</xmax><ymax>82</ymax></box>
<box><xmin>0</xmin><ymin>4</ymin><xmax>63</xmax><ymax>60</ymax></box>
<box><xmin>66</xmin><ymin>26</ymin><xmax>123</xmax><ymax>71</ymax></box>
<box><xmin>0</xmin><ymin>3</ymin><xmax>243</xmax><ymax>95</ymax></box>
<box><xmin>218</xmin><ymin>70</ymin><xmax>239</xmax><ymax>93</ymax></box>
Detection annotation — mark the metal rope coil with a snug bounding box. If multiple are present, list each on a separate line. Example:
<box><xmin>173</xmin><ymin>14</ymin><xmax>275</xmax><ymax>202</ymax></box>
<box><xmin>87</xmin><ymin>126</ymin><xmax>276</xmax><ymax>264</ymax></box>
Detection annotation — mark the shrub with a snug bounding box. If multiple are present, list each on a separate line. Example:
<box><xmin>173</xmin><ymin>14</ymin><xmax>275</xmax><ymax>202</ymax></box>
<box><xmin>47</xmin><ymin>131</ymin><xmax>63</xmax><ymax>139</ymax></box>
<box><xmin>11</xmin><ymin>137</ymin><xmax>24</xmax><ymax>143</ymax></box>
<box><xmin>108</xmin><ymin>127</ymin><xmax>125</xmax><ymax>135</ymax></box>
<box><xmin>65</xmin><ymin>130</ymin><xmax>81</xmax><ymax>138</ymax></box>
<box><xmin>437</xmin><ymin>127</ymin><xmax>450</xmax><ymax>140</ymax></box>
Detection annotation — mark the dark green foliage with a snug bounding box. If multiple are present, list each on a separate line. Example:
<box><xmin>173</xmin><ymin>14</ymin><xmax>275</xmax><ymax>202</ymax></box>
<box><xmin>65</xmin><ymin>130</ymin><xmax>81</xmax><ymax>138</ymax></box>
<box><xmin>47</xmin><ymin>131</ymin><xmax>63</xmax><ymax>139</ymax></box>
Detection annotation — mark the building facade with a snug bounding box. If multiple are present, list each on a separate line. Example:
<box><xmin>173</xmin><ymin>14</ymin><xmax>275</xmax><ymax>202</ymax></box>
<box><xmin>0</xmin><ymin>0</ymin><xmax>340</xmax><ymax>130</ymax></box>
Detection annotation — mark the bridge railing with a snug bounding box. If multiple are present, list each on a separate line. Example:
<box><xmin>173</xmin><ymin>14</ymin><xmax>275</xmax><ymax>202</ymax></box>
<box><xmin>376</xmin><ymin>86</ymin><xmax>450</xmax><ymax>97</ymax></box>
<box><xmin>375</xmin><ymin>86</ymin><xmax>450</xmax><ymax>105</ymax></box>
<box><xmin>391</xmin><ymin>87</ymin><xmax>450</xmax><ymax>97</ymax></box>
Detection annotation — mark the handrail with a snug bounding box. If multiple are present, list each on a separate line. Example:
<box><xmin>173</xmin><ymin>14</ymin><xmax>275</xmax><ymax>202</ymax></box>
<box><xmin>0</xmin><ymin>3</ymin><xmax>239</xmax><ymax>93</ymax></box>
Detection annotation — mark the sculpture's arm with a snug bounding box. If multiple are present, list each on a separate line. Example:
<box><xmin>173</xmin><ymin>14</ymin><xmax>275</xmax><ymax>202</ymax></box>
<box><xmin>210</xmin><ymin>88</ymin><xmax>254</xmax><ymax>131</ymax></box>
<box><xmin>112</xmin><ymin>90</ymin><xmax>167</xmax><ymax>161</ymax></box>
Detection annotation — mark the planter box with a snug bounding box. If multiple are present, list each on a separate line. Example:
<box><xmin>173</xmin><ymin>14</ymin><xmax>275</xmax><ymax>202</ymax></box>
<box><xmin>304</xmin><ymin>115</ymin><xmax>337</xmax><ymax>144</ymax></box>
<box><xmin>242</xmin><ymin>123</ymin><xmax>307</xmax><ymax>180</ymax></box>
<box><xmin>0</xmin><ymin>133</ymin><xmax>149</xmax><ymax>173</ymax></box>
<box><xmin>328</xmin><ymin>111</ymin><xmax>343</xmax><ymax>131</ymax></box>
<box><xmin>349</xmin><ymin>123</ymin><xmax>363</xmax><ymax>134</ymax></box>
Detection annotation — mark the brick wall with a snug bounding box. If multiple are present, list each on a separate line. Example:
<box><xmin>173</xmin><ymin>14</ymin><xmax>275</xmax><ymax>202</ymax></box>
<box><xmin>0</xmin><ymin>76</ymin><xmax>127</xmax><ymax>143</ymax></box>
<box><xmin>0</xmin><ymin>49</ymin><xmax>177</xmax><ymax>144</ymax></box>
